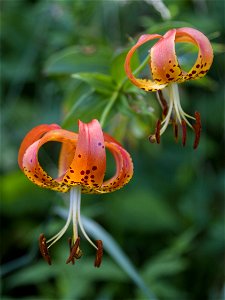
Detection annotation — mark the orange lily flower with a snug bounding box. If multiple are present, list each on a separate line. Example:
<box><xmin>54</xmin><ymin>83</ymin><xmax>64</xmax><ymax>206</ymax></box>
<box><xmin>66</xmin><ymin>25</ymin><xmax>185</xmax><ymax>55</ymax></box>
<box><xmin>125</xmin><ymin>27</ymin><xmax>213</xmax><ymax>148</ymax></box>
<box><xmin>18</xmin><ymin>119</ymin><xmax>133</xmax><ymax>266</ymax></box>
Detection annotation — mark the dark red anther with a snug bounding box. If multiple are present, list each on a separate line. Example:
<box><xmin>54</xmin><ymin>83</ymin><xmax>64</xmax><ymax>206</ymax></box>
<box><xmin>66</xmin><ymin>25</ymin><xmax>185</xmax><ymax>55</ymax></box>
<box><xmin>173</xmin><ymin>122</ymin><xmax>179</xmax><ymax>142</ymax></box>
<box><xmin>68</xmin><ymin>238</ymin><xmax>75</xmax><ymax>265</ymax></box>
<box><xmin>39</xmin><ymin>233</ymin><xmax>51</xmax><ymax>265</ymax></box>
<box><xmin>181</xmin><ymin>120</ymin><xmax>187</xmax><ymax>147</ymax></box>
<box><xmin>148</xmin><ymin>119</ymin><xmax>161</xmax><ymax>144</ymax></box>
<box><xmin>94</xmin><ymin>240</ymin><xmax>103</xmax><ymax>268</ymax></box>
<box><xmin>193</xmin><ymin>111</ymin><xmax>201</xmax><ymax>149</ymax></box>
<box><xmin>157</xmin><ymin>90</ymin><xmax>168</xmax><ymax>117</ymax></box>
<box><xmin>155</xmin><ymin>120</ymin><xmax>161</xmax><ymax>144</ymax></box>
<box><xmin>66</xmin><ymin>237</ymin><xmax>81</xmax><ymax>264</ymax></box>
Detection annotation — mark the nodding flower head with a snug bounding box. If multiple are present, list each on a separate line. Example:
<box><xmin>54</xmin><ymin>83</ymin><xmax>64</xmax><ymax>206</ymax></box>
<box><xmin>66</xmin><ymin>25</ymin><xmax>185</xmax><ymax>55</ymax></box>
<box><xmin>18</xmin><ymin>119</ymin><xmax>133</xmax><ymax>267</ymax></box>
<box><xmin>125</xmin><ymin>27</ymin><xmax>213</xmax><ymax>148</ymax></box>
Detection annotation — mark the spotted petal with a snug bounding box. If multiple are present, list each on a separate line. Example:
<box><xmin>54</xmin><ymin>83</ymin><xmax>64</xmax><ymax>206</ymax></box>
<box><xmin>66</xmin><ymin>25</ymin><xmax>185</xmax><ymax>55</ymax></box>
<box><xmin>124</xmin><ymin>34</ymin><xmax>167</xmax><ymax>92</ymax></box>
<box><xmin>19</xmin><ymin>120</ymin><xmax>133</xmax><ymax>195</ymax></box>
<box><xmin>62</xmin><ymin>120</ymin><xmax>107</xmax><ymax>193</ymax></box>
<box><xmin>151</xmin><ymin>27</ymin><xmax>213</xmax><ymax>83</ymax></box>
<box><xmin>175</xmin><ymin>27</ymin><xmax>213</xmax><ymax>80</ymax></box>
<box><xmin>97</xmin><ymin>141</ymin><xmax>133</xmax><ymax>193</ymax></box>
<box><xmin>151</xmin><ymin>29</ymin><xmax>184</xmax><ymax>84</ymax></box>
<box><xmin>18</xmin><ymin>124</ymin><xmax>60</xmax><ymax>170</ymax></box>
<box><xmin>22</xmin><ymin>129</ymin><xmax>77</xmax><ymax>192</ymax></box>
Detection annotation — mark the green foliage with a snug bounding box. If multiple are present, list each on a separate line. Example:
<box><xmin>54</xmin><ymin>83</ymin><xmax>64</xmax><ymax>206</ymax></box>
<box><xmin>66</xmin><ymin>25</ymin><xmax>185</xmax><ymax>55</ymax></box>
<box><xmin>1</xmin><ymin>0</ymin><xmax>224</xmax><ymax>300</ymax></box>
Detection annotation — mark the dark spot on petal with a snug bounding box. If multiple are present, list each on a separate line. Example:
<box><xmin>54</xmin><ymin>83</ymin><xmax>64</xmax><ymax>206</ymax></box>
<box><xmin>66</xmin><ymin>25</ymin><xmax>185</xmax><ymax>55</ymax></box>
<box><xmin>84</xmin><ymin>176</ymin><xmax>89</xmax><ymax>180</ymax></box>
<box><xmin>196</xmin><ymin>64</ymin><xmax>200</xmax><ymax>68</ymax></box>
<box><xmin>78</xmin><ymin>154</ymin><xmax>81</xmax><ymax>158</ymax></box>
<box><xmin>70</xmin><ymin>169</ymin><xmax>74</xmax><ymax>173</ymax></box>
<box><xmin>80</xmin><ymin>170</ymin><xmax>85</xmax><ymax>175</ymax></box>
<box><xmin>90</xmin><ymin>175</ymin><xmax>94</xmax><ymax>179</ymax></box>
<box><xmin>86</xmin><ymin>170</ymin><xmax>90</xmax><ymax>174</ymax></box>
<box><xmin>92</xmin><ymin>166</ymin><xmax>97</xmax><ymax>171</ymax></box>
<box><xmin>166</xmin><ymin>73</ymin><xmax>170</xmax><ymax>78</ymax></box>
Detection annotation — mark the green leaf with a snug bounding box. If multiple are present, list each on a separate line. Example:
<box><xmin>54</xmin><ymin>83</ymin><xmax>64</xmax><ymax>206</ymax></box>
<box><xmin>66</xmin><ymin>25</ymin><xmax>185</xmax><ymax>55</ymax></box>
<box><xmin>62</xmin><ymin>91</ymin><xmax>110</xmax><ymax>128</ymax></box>
<box><xmin>55</xmin><ymin>208</ymin><xmax>158</xmax><ymax>300</ymax></box>
<box><xmin>81</xmin><ymin>216</ymin><xmax>158</xmax><ymax>300</ymax></box>
<box><xmin>110</xmin><ymin>50</ymin><xmax>128</xmax><ymax>85</ymax></box>
<box><xmin>71</xmin><ymin>73</ymin><xmax>115</xmax><ymax>95</ymax></box>
<box><xmin>141</xmin><ymin>228</ymin><xmax>197</xmax><ymax>280</ymax></box>
<box><xmin>44</xmin><ymin>46</ymin><xmax>110</xmax><ymax>76</ymax></box>
<box><xmin>106</xmin><ymin>187</ymin><xmax>179</xmax><ymax>233</ymax></box>
<box><xmin>110</xmin><ymin>48</ymin><xmax>141</xmax><ymax>86</ymax></box>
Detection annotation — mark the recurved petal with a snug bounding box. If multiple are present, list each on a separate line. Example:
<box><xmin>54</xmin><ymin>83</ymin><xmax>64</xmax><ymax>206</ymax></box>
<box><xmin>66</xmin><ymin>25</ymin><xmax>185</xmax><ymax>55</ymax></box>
<box><xmin>103</xmin><ymin>132</ymin><xmax>122</xmax><ymax>146</ymax></box>
<box><xmin>22</xmin><ymin>140</ymin><xmax>69</xmax><ymax>192</ymax></box>
<box><xmin>58</xmin><ymin>142</ymin><xmax>77</xmax><ymax>177</ymax></box>
<box><xmin>175</xmin><ymin>27</ymin><xmax>213</xmax><ymax>80</ymax></box>
<box><xmin>96</xmin><ymin>141</ymin><xmax>133</xmax><ymax>193</ymax></box>
<box><xmin>151</xmin><ymin>29</ymin><xmax>184</xmax><ymax>84</ymax></box>
<box><xmin>124</xmin><ymin>34</ymin><xmax>167</xmax><ymax>92</ymax></box>
<box><xmin>18</xmin><ymin>124</ymin><xmax>60</xmax><ymax>170</ymax></box>
<box><xmin>63</xmin><ymin>120</ymin><xmax>106</xmax><ymax>192</ymax></box>
<box><xmin>22</xmin><ymin>129</ymin><xmax>78</xmax><ymax>192</ymax></box>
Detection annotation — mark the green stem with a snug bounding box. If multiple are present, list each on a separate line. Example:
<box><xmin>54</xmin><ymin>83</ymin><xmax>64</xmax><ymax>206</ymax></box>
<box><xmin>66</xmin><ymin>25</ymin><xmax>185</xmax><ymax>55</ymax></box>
<box><xmin>100</xmin><ymin>90</ymin><xmax>119</xmax><ymax>128</ymax></box>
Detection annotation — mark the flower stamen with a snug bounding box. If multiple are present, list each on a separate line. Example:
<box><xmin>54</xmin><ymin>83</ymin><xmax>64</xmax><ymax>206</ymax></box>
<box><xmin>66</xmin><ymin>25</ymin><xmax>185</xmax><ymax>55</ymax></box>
<box><xmin>157</xmin><ymin>90</ymin><xmax>168</xmax><ymax>117</ymax></box>
<box><xmin>149</xmin><ymin>119</ymin><xmax>161</xmax><ymax>144</ymax></box>
<box><xmin>193</xmin><ymin>111</ymin><xmax>201</xmax><ymax>149</ymax></box>
<box><xmin>66</xmin><ymin>237</ymin><xmax>81</xmax><ymax>264</ymax></box>
<box><xmin>94</xmin><ymin>240</ymin><xmax>103</xmax><ymax>268</ymax></box>
<box><xmin>149</xmin><ymin>83</ymin><xmax>202</xmax><ymax>148</ymax></box>
<box><xmin>173</xmin><ymin>121</ymin><xmax>179</xmax><ymax>142</ymax></box>
<box><xmin>39</xmin><ymin>233</ymin><xmax>51</xmax><ymax>265</ymax></box>
<box><xmin>68</xmin><ymin>238</ymin><xmax>75</xmax><ymax>264</ymax></box>
<box><xmin>182</xmin><ymin>120</ymin><xmax>187</xmax><ymax>146</ymax></box>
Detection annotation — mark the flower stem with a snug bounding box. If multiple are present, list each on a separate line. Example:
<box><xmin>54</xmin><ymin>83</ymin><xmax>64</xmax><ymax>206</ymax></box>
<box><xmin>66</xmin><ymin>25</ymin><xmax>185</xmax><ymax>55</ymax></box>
<box><xmin>100</xmin><ymin>90</ymin><xmax>119</xmax><ymax>128</ymax></box>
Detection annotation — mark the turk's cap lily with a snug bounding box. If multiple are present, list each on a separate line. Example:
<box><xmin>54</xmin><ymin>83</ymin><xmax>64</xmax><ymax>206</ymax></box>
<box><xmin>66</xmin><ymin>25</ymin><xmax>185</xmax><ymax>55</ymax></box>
<box><xmin>18</xmin><ymin>119</ymin><xmax>133</xmax><ymax>194</ymax></box>
<box><xmin>124</xmin><ymin>27</ymin><xmax>213</xmax><ymax>148</ymax></box>
<box><xmin>18</xmin><ymin>120</ymin><xmax>133</xmax><ymax>266</ymax></box>
<box><xmin>125</xmin><ymin>27</ymin><xmax>213</xmax><ymax>91</ymax></box>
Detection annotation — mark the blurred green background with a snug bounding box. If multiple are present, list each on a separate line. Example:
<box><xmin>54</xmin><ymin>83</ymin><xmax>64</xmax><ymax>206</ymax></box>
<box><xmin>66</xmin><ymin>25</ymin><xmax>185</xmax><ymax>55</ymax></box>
<box><xmin>1</xmin><ymin>0</ymin><xmax>224</xmax><ymax>299</ymax></box>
